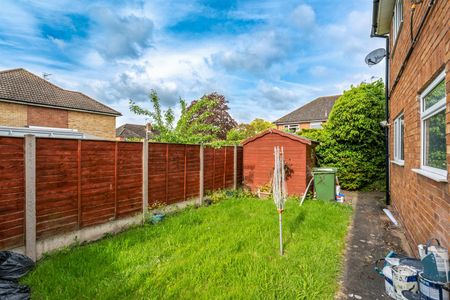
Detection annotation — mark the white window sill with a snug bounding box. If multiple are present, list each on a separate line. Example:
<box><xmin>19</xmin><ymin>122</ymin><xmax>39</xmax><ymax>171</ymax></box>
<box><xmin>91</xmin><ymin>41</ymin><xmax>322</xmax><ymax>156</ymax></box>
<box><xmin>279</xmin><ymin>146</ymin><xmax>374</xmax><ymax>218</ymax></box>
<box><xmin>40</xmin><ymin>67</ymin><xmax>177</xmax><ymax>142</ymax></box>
<box><xmin>391</xmin><ymin>160</ymin><xmax>404</xmax><ymax>166</ymax></box>
<box><xmin>411</xmin><ymin>169</ymin><xmax>448</xmax><ymax>183</ymax></box>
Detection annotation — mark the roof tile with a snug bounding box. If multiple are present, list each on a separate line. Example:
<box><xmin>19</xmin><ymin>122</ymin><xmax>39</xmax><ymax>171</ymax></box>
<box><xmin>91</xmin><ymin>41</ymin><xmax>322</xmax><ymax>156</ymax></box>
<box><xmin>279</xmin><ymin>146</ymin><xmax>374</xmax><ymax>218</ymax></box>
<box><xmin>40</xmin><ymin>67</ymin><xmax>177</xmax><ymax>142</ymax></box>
<box><xmin>0</xmin><ymin>68</ymin><xmax>121</xmax><ymax>116</ymax></box>
<box><xmin>275</xmin><ymin>95</ymin><xmax>340</xmax><ymax>124</ymax></box>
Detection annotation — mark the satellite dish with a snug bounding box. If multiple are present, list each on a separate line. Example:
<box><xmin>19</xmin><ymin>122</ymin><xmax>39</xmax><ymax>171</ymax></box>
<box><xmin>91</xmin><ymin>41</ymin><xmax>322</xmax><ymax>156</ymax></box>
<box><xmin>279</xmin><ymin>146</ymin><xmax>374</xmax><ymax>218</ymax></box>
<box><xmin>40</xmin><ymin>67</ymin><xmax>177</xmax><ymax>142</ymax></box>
<box><xmin>365</xmin><ymin>48</ymin><xmax>386</xmax><ymax>66</ymax></box>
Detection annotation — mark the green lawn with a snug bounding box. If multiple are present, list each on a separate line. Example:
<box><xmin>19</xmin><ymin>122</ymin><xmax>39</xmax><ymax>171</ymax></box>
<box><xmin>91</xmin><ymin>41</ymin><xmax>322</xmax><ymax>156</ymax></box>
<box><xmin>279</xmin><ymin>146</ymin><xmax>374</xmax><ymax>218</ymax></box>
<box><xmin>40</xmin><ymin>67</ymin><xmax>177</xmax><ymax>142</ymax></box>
<box><xmin>22</xmin><ymin>195</ymin><xmax>352</xmax><ymax>299</ymax></box>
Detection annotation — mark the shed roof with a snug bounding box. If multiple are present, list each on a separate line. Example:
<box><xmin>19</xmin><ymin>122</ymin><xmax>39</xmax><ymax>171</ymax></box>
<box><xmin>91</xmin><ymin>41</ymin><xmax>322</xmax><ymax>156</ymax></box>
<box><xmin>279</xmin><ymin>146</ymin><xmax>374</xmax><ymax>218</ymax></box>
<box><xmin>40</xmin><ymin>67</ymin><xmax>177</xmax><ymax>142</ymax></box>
<box><xmin>0</xmin><ymin>68</ymin><xmax>121</xmax><ymax>116</ymax></box>
<box><xmin>241</xmin><ymin>128</ymin><xmax>317</xmax><ymax>146</ymax></box>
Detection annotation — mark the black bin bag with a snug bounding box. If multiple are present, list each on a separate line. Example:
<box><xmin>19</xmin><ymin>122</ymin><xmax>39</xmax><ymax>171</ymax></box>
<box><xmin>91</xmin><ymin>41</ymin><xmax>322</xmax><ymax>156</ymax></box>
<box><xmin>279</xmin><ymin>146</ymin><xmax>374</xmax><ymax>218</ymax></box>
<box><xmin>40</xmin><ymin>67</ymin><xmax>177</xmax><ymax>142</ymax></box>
<box><xmin>0</xmin><ymin>279</ymin><xmax>30</xmax><ymax>300</ymax></box>
<box><xmin>0</xmin><ymin>252</ymin><xmax>34</xmax><ymax>281</ymax></box>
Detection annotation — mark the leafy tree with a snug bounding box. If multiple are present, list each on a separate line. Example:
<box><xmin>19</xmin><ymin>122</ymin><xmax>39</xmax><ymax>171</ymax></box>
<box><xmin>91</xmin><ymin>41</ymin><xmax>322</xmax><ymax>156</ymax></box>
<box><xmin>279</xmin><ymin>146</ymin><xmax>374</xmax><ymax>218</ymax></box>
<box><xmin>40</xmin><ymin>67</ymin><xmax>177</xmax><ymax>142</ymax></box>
<box><xmin>187</xmin><ymin>92</ymin><xmax>237</xmax><ymax>140</ymax></box>
<box><xmin>129</xmin><ymin>90</ymin><xmax>219</xmax><ymax>144</ymax></box>
<box><xmin>300</xmin><ymin>80</ymin><xmax>386</xmax><ymax>190</ymax></box>
<box><xmin>226</xmin><ymin>118</ymin><xmax>275</xmax><ymax>144</ymax></box>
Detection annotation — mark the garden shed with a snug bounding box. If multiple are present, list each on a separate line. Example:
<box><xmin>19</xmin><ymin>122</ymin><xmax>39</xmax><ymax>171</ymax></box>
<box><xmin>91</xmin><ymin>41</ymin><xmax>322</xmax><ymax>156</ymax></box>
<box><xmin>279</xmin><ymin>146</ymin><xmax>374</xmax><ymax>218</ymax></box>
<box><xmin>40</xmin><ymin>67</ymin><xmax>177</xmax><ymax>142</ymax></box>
<box><xmin>242</xmin><ymin>129</ymin><xmax>317</xmax><ymax>196</ymax></box>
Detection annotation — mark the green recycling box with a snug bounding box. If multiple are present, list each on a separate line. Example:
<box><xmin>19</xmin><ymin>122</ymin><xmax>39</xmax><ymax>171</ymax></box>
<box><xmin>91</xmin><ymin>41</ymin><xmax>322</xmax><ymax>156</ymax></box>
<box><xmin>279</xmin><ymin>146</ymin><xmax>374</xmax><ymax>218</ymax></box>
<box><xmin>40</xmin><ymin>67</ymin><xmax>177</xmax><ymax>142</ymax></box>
<box><xmin>313</xmin><ymin>167</ymin><xmax>337</xmax><ymax>201</ymax></box>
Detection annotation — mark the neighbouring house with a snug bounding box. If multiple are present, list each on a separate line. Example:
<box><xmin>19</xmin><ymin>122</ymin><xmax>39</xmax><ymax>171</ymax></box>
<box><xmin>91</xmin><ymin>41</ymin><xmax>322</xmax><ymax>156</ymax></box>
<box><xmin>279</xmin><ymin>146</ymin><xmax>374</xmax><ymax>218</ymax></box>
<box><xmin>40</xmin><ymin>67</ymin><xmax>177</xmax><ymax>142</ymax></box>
<box><xmin>116</xmin><ymin>124</ymin><xmax>146</xmax><ymax>141</ymax></box>
<box><xmin>274</xmin><ymin>95</ymin><xmax>340</xmax><ymax>132</ymax></box>
<box><xmin>242</xmin><ymin>128</ymin><xmax>317</xmax><ymax>196</ymax></box>
<box><xmin>0</xmin><ymin>68</ymin><xmax>121</xmax><ymax>140</ymax></box>
<box><xmin>371</xmin><ymin>0</ymin><xmax>449</xmax><ymax>251</ymax></box>
<box><xmin>116</xmin><ymin>123</ymin><xmax>159</xmax><ymax>141</ymax></box>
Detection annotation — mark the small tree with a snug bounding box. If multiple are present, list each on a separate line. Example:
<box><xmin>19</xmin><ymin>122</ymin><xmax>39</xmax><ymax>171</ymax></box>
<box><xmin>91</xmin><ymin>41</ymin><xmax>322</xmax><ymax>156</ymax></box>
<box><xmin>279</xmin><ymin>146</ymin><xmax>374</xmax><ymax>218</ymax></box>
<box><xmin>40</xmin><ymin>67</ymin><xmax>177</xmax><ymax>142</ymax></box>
<box><xmin>226</xmin><ymin>118</ymin><xmax>275</xmax><ymax>144</ymax></box>
<box><xmin>301</xmin><ymin>80</ymin><xmax>386</xmax><ymax>190</ymax></box>
<box><xmin>129</xmin><ymin>90</ymin><xmax>219</xmax><ymax>144</ymax></box>
<box><xmin>187</xmin><ymin>92</ymin><xmax>237</xmax><ymax>140</ymax></box>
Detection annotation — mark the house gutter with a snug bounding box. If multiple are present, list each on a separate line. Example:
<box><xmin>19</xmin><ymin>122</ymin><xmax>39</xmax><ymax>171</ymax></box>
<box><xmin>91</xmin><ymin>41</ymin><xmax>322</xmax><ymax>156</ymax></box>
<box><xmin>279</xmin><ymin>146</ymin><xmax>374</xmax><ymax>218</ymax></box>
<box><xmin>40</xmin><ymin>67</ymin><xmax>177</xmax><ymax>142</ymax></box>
<box><xmin>371</xmin><ymin>0</ymin><xmax>391</xmax><ymax>205</ymax></box>
<box><xmin>0</xmin><ymin>98</ymin><xmax>122</xmax><ymax>117</ymax></box>
<box><xmin>370</xmin><ymin>0</ymin><xmax>437</xmax><ymax>206</ymax></box>
<box><xmin>389</xmin><ymin>0</ymin><xmax>436</xmax><ymax>95</ymax></box>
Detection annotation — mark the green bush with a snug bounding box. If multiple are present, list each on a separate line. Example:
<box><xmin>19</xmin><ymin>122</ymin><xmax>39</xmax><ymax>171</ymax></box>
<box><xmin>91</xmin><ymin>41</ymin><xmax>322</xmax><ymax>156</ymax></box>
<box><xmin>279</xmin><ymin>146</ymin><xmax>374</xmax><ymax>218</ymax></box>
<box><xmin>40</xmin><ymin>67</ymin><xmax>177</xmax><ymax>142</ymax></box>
<box><xmin>300</xmin><ymin>80</ymin><xmax>386</xmax><ymax>190</ymax></box>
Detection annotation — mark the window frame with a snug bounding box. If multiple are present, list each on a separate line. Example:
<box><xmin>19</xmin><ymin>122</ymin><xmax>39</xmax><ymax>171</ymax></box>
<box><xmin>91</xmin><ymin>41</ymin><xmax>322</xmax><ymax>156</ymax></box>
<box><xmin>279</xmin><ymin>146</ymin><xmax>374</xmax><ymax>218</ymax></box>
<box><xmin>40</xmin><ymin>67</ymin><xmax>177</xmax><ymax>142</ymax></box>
<box><xmin>393</xmin><ymin>112</ymin><xmax>404</xmax><ymax>164</ymax></box>
<box><xmin>309</xmin><ymin>122</ymin><xmax>323</xmax><ymax>129</ymax></box>
<box><xmin>284</xmin><ymin>124</ymin><xmax>299</xmax><ymax>133</ymax></box>
<box><xmin>392</xmin><ymin>0</ymin><xmax>403</xmax><ymax>43</ymax></box>
<box><xmin>419</xmin><ymin>71</ymin><xmax>447</xmax><ymax>178</ymax></box>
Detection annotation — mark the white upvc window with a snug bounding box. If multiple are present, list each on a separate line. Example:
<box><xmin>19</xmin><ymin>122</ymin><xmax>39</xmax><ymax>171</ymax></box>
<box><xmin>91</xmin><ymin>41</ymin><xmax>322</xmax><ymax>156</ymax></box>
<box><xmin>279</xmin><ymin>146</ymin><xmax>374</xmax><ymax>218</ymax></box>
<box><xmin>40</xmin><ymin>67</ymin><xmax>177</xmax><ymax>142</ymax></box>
<box><xmin>309</xmin><ymin>122</ymin><xmax>323</xmax><ymax>129</ymax></box>
<box><xmin>419</xmin><ymin>71</ymin><xmax>447</xmax><ymax>178</ymax></box>
<box><xmin>393</xmin><ymin>0</ymin><xmax>403</xmax><ymax>42</ymax></box>
<box><xmin>284</xmin><ymin>124</ymin><xmax>299</xmax><ymax>133</ymax></box>
<box><xmin>393</xmin><ymin>113</ymin><xmax>404</xmax><ymax>164</ymax></box>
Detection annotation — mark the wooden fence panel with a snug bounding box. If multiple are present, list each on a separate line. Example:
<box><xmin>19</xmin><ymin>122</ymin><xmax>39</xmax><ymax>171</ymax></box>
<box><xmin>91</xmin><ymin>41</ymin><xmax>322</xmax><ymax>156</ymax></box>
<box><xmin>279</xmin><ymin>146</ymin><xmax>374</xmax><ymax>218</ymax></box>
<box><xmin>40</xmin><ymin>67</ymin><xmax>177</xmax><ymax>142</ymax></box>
<box><xmin>213</xmin><ymin>148</ymin><xmax>226</xmax><ymax>190</ymax></box>
<box><xmin>116</xmin><ymin>142</ymin><xmax>142</xmax><ymax>218</ymax></box>
<box><xmin>80</xmin><ymin>141</ymin><xmax>116</xmax><ymax>227</ymax></box>
<box><xmin>35</xmin><ymin>139</ymin><xmax>78</xmax><ymax>239</ymax></box>
<box><xmin>203</xmin><ymin>147</ymin><xmax>215</xmax><ymax>193</ymax></box>
<box><xmin>148</xmin><ymin>143</ymin><xmax>167</xmax><ymax>205</ymax></box>
<box><xmin>0</xmin><ymin>136</ymin><xmax>244</xmax><ymax>251</ymax></box>
<box><xmin>185</xmin><ymin>145</ymin><xmax>200</xmax><ymax>198</ymax></box>
<box><xmin>225</xmin><ymin>147</ymin><xmax>234</xmax><ymax>188</ymax></box>
<box><xmin>167</xmin><ymin>144</ymin><xmax>185</xmax><ymax>204</ymax></box>
<box><xmin>236</xmin><ymin>147</ymin><xmax>243</xmax><ymax>187</ymax></box>
<box><xmin>0</xmin><ymin>137</ymin><xmax>25</xmax><ymax>249</ymax></box>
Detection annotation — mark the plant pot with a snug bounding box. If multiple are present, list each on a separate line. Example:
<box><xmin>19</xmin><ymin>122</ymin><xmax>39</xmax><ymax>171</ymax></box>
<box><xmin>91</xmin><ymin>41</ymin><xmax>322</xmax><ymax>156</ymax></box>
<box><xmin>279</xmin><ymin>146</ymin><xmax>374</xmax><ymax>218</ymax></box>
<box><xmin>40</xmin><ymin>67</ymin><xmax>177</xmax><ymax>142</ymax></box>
<box><xmin>150</xmin><ymin>212</ymin><xmax>165</xmax><ymax>224</ymax></box>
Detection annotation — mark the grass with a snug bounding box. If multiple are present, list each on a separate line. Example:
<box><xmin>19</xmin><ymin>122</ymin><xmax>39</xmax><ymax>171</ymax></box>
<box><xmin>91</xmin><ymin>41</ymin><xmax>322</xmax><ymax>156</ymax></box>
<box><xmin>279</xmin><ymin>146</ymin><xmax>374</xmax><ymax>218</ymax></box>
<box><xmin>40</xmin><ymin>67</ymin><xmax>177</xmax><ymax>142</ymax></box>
<box><xmin>22</xmin><ymin>195</ymin><xmax>352</xmax><ymax>299</ymax></box>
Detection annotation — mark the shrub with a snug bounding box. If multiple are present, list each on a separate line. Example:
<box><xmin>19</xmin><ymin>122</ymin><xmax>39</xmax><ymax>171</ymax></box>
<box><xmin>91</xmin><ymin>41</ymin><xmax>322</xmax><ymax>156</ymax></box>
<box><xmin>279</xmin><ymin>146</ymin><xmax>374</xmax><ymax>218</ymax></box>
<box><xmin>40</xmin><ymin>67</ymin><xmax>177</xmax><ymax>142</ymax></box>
<box><xmin>300</xmin><ymin>80</ymin><xmax>386</xmax><ymax>190</ymax></box>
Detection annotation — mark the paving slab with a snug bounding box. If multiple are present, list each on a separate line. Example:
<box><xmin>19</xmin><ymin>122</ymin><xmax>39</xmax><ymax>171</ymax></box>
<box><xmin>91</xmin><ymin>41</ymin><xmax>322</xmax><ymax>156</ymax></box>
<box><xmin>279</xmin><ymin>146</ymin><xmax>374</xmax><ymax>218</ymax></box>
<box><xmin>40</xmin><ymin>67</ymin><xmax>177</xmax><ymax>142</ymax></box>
<box><xmin>336</xmin><ymin>191</ymin><xmax>413</xmax><ymax>300</ymax></box>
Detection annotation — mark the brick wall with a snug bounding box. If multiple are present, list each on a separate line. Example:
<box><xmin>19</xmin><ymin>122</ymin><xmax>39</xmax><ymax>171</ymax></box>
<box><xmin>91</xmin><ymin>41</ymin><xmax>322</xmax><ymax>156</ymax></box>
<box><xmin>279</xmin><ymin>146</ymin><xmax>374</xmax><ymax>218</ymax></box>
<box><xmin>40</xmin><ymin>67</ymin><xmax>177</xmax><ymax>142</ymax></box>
<box><xmin>388</xmin><ymin>1</ymin><xmax>449</xmax><ymax>252</ymax></box>
<box><xmin>27</xmin><ymin>106</ymin><xmax>68</xmax><ymax>128</ymax></box>
<box><xmin>68</xmin><ymin>111</ymin><xmax>116</xmax><ymax>140</ymax></box>
<box><xmin>0</xmin><ymin>102</ymin><xmax>117</xmax><ymax>140</ymax></box>
<box><xmin>0</xmin><ymin>102</ymin><xmax>27</xmax><ymax>127</ymax></box>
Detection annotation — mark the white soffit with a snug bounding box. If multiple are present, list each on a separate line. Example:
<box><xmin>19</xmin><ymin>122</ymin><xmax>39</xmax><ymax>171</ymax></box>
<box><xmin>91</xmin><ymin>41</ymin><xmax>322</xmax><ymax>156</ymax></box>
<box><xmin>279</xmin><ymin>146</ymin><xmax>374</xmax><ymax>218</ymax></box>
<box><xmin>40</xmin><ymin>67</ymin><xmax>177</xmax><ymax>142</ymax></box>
<box><xmin>377</xmin><ymin>0</ymin><xmax>395</xmax><ymax>35</ymax></box>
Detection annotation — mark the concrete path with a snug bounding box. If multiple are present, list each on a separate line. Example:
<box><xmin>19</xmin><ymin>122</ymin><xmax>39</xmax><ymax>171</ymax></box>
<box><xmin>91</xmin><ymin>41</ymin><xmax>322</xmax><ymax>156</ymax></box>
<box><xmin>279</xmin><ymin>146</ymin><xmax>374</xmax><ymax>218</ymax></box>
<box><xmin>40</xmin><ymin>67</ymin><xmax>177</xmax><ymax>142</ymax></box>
<box><xmin>336</xmin><ymin>191</ymin><xmax>413</xmax><ymax>300</ymax></box>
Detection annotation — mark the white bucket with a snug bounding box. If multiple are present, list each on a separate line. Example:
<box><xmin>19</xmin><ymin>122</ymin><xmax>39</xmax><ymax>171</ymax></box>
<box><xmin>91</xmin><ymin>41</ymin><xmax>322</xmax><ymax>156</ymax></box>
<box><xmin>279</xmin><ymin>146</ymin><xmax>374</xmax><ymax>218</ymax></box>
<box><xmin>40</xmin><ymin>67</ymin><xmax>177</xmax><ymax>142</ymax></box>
<box><xmin>418</xmin><ymin>272</ymin><xmax>449</xmax><ymax>300</ymax></box>
<box><xmin>336</xmin><ymin>185</ymin><xmax>341</xmax><ymax>195</ymax></box>
<box><xmin>382</xmin><ymin>265</ymin><xmax>397</xmax><ymax>299</ymax></box>
<box><xmin>392</xmin><ymin>265</ymin><xmax>419</xmax><ymax>300</ymax></box>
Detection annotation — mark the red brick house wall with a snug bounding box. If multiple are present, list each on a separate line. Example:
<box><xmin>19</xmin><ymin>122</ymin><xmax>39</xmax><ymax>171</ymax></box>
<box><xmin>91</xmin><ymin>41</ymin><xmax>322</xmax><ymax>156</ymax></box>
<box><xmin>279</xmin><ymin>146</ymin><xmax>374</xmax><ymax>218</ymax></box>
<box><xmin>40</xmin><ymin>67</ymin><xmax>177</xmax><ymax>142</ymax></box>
<box><xmin>242</xmin><ymin>130</ymin><xmax>315</xmax><ymax>196</ymax></box>
<box><xmin>388</xmin><ymin>1</ymin><xmax>449</xmax><ymax>252</ymax></box>
<box><xmin>27</xmin><ymin>106</ymin><xmax>68</xmax><ymax>128</ymax></box>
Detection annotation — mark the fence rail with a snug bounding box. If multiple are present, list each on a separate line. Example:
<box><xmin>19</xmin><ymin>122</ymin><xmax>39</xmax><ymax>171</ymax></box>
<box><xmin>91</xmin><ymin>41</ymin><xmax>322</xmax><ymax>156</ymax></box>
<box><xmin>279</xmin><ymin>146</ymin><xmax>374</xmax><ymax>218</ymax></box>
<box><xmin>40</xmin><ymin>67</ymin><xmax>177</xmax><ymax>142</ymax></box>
<box><xmin>0</xmin><ymin>136</ymin><xmax>243</xmax><ymax>258</ymax></box>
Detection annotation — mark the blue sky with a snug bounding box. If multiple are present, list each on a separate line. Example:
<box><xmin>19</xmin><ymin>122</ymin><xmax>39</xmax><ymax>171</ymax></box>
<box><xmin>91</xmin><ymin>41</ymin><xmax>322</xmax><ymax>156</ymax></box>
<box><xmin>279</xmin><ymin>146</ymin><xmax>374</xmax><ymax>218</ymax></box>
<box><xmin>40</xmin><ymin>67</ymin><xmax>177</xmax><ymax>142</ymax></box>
<box><xmin>0</xmin><ymin>0</ymin><xmax>384</xmax><ymax>125</ymax></box>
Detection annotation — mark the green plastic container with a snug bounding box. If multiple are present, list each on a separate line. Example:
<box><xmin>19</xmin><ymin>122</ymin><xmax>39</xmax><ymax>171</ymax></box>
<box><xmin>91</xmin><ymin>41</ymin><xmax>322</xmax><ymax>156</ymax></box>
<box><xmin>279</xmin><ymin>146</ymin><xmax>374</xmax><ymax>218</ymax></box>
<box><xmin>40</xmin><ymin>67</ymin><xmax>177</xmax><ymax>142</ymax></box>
<box><xmin>313</xmin><ymin>168</ymin><xmax>337</xmax><ymax>201</ymax></box>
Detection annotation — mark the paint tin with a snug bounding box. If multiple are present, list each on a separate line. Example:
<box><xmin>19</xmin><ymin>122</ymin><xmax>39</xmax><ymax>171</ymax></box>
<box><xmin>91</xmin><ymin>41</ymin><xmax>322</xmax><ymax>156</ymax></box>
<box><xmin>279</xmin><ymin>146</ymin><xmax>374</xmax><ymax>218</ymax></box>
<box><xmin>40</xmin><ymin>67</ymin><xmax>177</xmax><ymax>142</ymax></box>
<box><xmin>392</xmin><ymin>265</ymin><xmax>419</xmax><ymax>300</ymax></box>
<box><xmin>382</xmin><ymin>264</ymin><xmax>397</xmax><ymax>299</ymax></box>
<box><xmin>418</xmin><ymin>272</ymin><xmax>449</xmax><ymax>300</ymax></box>
<box><xmin>424</xmin><ymin>239</ymin><xmax>450</xmax><ymax>283</ymax></box>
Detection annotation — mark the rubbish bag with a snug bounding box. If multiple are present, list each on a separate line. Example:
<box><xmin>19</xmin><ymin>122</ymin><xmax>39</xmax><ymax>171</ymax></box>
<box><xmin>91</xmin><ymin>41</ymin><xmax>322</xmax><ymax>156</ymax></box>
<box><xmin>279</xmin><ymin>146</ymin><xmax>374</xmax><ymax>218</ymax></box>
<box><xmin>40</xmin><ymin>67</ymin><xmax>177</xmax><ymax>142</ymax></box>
<box><xmin>0</xmin><ymin>279</ymin><xmax>30</xmax><ymax>300</ymax></box>
<box><xmin>0</xmin><ymin>252</ymin><xmax>34</xmax><ymax>281</ymax></box>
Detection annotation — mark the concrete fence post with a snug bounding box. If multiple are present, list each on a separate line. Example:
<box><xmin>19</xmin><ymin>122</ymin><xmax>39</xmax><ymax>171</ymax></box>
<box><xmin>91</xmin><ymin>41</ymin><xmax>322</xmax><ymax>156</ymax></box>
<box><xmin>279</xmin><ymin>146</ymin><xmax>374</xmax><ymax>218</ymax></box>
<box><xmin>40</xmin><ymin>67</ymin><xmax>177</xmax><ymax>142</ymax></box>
<box><xmin>24</xmin><ymin>135</ymin><xmax>36</xmax><ymax>261</ymax></box>
<box><xmin>233</xmin><ymin>145</ymin><xmax>237</xmax><ymax>190</ymax></box>
<box><xmin>142</xmin><ymin>137</ymin><xmax>149</xmax><ymax>222</ymax></box>
<box><xmin>199</xmin><ymin>145</ymin><xmax>204</xmax><ymax>205</ymax></box>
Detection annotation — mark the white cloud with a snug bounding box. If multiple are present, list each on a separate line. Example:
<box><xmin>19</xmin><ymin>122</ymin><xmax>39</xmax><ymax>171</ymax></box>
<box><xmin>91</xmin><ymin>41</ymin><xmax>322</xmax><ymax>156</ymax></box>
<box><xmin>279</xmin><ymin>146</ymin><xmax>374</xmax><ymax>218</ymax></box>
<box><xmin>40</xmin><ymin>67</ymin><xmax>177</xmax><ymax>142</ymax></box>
<box><xmin>212</xmin><ymin>30</ymin><xmax>291</xmax><ymax>73</ymax></box>
<box><xmin>309</xmin><ymin>65</ymin><xmax>328</xmax><ymax>77</ymax></box>
<box><xmin>290</xmin><ymin>4</ymin><xmax>316</xmax><ymax>28</ymax></box>
<box><xmin>90</xmin><ymin>7</ymin><xmax>154</xmax><ymax>59</ymax></box>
